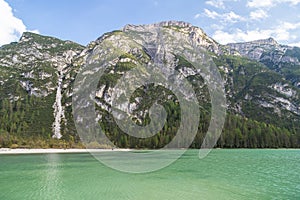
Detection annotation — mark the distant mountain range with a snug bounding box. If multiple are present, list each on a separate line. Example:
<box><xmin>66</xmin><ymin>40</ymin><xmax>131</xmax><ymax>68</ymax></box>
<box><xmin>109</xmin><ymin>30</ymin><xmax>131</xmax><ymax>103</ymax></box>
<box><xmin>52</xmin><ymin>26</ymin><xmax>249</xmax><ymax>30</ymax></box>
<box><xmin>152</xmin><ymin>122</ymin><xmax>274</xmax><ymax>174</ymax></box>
<box><xmin>0</xmin><ymin>21</ymin><xmax>299</xmax><ymax>148</ymax></box>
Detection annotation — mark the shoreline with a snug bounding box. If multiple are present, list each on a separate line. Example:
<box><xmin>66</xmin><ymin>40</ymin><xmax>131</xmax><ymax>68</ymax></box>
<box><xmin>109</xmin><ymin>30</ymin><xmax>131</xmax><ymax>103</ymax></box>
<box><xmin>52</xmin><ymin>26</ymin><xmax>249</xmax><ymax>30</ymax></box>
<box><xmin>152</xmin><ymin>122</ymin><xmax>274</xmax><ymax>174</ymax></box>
<box><xmin>0</xmin><ymin>148</ymin><xmax>298</xmax><ymax>155</ymax></box>
<box><xmin>0</xmin><ymin>148</ymin><xmax>131</xmax><ymax>155</ymax></box>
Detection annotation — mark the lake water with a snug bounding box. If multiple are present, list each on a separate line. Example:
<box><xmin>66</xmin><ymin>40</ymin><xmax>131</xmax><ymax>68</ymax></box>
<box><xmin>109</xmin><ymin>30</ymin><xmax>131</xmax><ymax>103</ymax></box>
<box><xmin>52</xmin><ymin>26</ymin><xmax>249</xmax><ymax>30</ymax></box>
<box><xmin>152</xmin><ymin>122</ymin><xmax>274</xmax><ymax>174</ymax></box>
<box><xmin>0</xmin><ymin>149</ymin><xmax>299</xmax><ymax>200</ymax></box>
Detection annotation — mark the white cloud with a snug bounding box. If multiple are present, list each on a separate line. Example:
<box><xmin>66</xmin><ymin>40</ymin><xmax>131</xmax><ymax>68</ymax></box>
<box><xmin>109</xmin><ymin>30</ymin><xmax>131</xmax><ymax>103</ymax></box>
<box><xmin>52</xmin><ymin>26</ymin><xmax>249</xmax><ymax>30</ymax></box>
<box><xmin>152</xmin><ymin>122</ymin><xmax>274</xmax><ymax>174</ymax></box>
<box><xmin>212</xmin><ymin>30</ymin><xmax>237</xmax><ymax>44</ymax></box>
<box><xmin>224</xmin><ymin>11</ymin><xmax>245</xmax><ymax>23</ymax></box>
<box><xmin>204</xmin><ymin>9</ymin><xmax>220</xmax><ymax>19</ymax></box>
<box><xmin>275</xmin><ymin>22</ymin><xmax>300</xmax><ymax>41</ymax></box>
<box><xmin>247</xmin><ymin>0</ymin><xmax>274</xmax><ymax>8</ymax></box>
<box><xmin>0</xmin><ymin>0</ymin><xmax>38</xmax><ymax>46</ymax></box>
<box><xmin>247</xmin><ymin>0</ymin><xmax>300</xmax><ymax>8</ymax></box>
<box><xmin>250</xmin><ymin>9</ymin><xmax>269</xmax><ymax>20</ymax></box>
<box><xmin>212</xmin><ymin>21</ymin><xmax>300</xmax><ymax>44</ymax></box>
<box><xmin>201</xmin><ymin>0</ymin><xmax>300</xmax><ymax>46</ymax></box>
<box><xmin>289</xmin><ymin>0</ymin><xmax>300</xmax><ymax>5</ymax></box>
<box><xmin>205</xmin><ymin>0</ymin><xmax>226</xmax><ymax>9</ymax></box>
<box><xmin>289</xmin><ymin>42</ymin><xmax>300</xmax><ymax>47</ymax></box>
<box><xmin>29</xmin><ymin>29</ymin><xmax>40</xmax><ymax>34</ymax></box>
<box><xmin>212</xmin><ymin>29</ymin><xmax>273</xmax><ymax>44</ymax></box>
<box><xmin>205</xmin><ymin>0</ymin><xmax>239</xmax><ymax>9</ymax></box>
<box><xmin>280</xmin><ymin>0</ymin><xmax>300</xmax><ymax>5</ymax></box>
<box><xmin>203</xmin><ymin>9</ymin><xmax>245</xmax><ymax>23</ymax></box>
<box><xmin>280</xmin><ymin>21</ymin><xmax>300</xmax><ymax>30</ymax></box>
<box><xmin>194</xmin><ymin>13</ymin><xmax>201</xmax><ymax>19</ymax></box>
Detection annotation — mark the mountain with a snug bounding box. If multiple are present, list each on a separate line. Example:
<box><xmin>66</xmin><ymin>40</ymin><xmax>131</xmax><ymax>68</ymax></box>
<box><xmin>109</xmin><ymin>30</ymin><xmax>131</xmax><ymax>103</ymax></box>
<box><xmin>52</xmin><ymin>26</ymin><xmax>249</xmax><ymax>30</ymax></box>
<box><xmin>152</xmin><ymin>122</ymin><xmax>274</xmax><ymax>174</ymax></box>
<box><xmin>227</xmin><ymin>38</ymin><xmax>300</xmax><ymax>86</ymax></box>
<box><xmin>0</xmin><ymin>21</ymin><xmax>299</xmax><ymax>148</ymax></box>
<box><xmin>0</xmin><ymin>32</ymin><xmax>84</xmax><ymax>147</ymax></box>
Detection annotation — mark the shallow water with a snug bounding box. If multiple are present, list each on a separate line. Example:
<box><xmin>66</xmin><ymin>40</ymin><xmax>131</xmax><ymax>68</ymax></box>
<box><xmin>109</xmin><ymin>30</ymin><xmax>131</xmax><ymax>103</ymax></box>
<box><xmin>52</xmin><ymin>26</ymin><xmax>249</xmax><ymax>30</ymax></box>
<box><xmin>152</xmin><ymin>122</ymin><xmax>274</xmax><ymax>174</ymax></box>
<box><xmin>0</xmin><ymin>149</ymin><xmax>299</xmax><ymax>200</ymax></box>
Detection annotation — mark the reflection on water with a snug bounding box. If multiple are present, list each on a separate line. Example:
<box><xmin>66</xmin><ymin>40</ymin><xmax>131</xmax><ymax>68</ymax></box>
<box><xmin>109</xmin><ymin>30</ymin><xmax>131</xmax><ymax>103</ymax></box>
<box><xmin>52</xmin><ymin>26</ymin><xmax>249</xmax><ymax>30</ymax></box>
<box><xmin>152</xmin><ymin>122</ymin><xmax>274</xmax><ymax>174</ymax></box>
<box><xmin>40</xmin><ymin>154</ymin><xmax>62</xmax><ymax>200</ymax></box>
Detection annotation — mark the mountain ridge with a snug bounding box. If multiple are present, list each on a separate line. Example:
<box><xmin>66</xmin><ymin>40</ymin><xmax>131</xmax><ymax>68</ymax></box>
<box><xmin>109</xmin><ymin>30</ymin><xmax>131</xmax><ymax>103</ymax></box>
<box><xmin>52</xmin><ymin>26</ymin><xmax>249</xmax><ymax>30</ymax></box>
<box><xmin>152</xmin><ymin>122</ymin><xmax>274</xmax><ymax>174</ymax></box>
<box><xmin>0</xmin><ymin>21</ymin><xmax>299</xmax><ymax>148</ymax></box>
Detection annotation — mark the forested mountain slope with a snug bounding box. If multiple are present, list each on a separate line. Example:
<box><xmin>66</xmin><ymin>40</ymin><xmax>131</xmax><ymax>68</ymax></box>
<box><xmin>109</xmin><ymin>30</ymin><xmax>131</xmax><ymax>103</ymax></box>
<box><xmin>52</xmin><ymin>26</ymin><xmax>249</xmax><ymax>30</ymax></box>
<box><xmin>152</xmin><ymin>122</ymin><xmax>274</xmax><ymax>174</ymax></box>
<box><xmin>0</xmin><ymin>21</ymin><xmax>299</xmax><ymax>148</ymax></box>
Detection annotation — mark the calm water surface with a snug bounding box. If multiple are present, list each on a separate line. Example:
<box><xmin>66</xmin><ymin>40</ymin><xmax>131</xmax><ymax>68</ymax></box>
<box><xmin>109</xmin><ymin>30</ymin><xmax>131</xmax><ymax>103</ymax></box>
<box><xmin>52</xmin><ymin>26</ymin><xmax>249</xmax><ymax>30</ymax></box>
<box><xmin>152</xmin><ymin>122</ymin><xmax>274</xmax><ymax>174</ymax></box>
<box><xmin>0</xmin><ymin>149</ymin><xmax>299</xmax><ymax>200</ymax></box>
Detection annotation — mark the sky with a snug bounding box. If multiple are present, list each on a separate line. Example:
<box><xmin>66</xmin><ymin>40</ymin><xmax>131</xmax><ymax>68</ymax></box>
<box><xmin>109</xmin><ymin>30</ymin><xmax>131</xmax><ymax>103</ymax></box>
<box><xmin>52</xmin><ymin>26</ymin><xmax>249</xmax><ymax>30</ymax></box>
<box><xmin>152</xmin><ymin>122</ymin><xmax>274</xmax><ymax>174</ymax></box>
<box><xmin>1</xmin><ymin>0</ymin><xmax>300</xmax><ymax>47</ymax></box>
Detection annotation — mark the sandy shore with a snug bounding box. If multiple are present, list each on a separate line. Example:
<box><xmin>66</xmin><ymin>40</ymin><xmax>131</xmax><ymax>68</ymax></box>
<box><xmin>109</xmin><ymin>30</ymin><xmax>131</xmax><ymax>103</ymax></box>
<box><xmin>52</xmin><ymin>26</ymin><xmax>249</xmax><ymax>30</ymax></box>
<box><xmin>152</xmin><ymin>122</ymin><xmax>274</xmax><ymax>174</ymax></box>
<box><xmin>0</xmin><ymin>148</ymin><xmax>131</xmax><ymax>154</ymax></box>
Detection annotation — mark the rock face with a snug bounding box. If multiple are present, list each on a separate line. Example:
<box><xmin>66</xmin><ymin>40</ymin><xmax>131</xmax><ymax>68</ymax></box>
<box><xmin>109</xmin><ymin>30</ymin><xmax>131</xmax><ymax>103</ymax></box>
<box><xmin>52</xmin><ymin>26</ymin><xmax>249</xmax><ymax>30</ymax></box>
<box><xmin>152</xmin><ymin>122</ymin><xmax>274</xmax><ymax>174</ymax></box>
<box><xmin>227</xmin><ymin>37</ymin><xmax>298</xmax><ymax>62</ymax></box>
<box><xmin>75</xmin><ymin>21</ymin><xmax>222</xmax><ymax>138</ymax></box>
<box><xmin>0</xmin><ymin>21</ymin><xmax>300</xmax><ymax>140</ymax></box>
<box><xmin>227</xmin><ymin>38</ymin><xmax>300</xmax><ymax>86</ymax></box>
<box><xmin>0</xmin><ymin>32</ymin><xmax>84</xmax><ymax>138</ymax></box>
<box><xmin>228</xmin><ymin>38</ymin><xmax>279</xmax><ymax>60</ymax></box>
<box><xmin>123</xmin><ymin>21</ymin><xmax>225</xmax><ymax>55</ymax></box>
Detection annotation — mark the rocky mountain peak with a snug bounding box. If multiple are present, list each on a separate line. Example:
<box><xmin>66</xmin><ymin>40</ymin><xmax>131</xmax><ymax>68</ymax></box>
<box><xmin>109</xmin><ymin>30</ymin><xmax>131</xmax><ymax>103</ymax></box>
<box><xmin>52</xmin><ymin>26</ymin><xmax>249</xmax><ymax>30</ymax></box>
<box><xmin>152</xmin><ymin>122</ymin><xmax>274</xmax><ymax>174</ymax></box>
<box><xmin>19</xmin><ymin>32</ymin><xmax>40</xmax><ymax>43</ymax></box>
<box><xmin>264</xmin><ymin>37</ymin><xmax>278</xmax><ymax>45</ymax></box>
<box><xmin>250</xmin><ymin>37</ymin><xmax>278</xmax><ymax>46</ymax></box>
<box><xmin>123</xmin><ymin>20</ymin><xmax>192</xmax><ymax>31</ymax></box>
<box><xmin>227</xmin><ymin>37</ymin><xmax>279</xmax><ymax>49</ymax></box>
<box><xmin>227</xmin><ymin>37</ymin><xmax>283</xmax><ymax>61</ymax></box>
<box><xmin>120</xmin><ymin>21</ymin><xmax>225</xmax><ymax>55</ymax></box>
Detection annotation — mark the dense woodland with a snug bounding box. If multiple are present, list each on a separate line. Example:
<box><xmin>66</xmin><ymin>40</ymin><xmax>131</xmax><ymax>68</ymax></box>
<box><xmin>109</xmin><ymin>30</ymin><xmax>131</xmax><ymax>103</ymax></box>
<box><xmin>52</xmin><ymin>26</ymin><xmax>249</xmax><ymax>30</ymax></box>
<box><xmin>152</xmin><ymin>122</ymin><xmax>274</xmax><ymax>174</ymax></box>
<box><xmin>0</xmin><ymin>94</ymin><xmax>299</xmax><ymax>149</ymax></box>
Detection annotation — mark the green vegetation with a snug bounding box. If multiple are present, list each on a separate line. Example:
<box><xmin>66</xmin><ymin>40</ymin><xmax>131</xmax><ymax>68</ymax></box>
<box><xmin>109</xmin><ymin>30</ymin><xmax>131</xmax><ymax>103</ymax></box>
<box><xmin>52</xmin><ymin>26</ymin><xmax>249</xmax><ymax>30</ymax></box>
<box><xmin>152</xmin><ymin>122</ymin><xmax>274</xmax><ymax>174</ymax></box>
<box><xmin>0</xmin><ymin>30</ymin><xmax>300</xmax><ymax>149</ymax></box>
<box><xmin>88</xmin><ymin>54</ymin><xmax>300</xmax><ymax>149</ymax></box>
<box><xmin>214</xmin><ymin>55</ymin><xmax>300</xmax><ymax>132</ymax></box>
<box><xmin>94</xmin><ymin>96</ymin><xmax>300</xmax><ymax>149</ymax></box>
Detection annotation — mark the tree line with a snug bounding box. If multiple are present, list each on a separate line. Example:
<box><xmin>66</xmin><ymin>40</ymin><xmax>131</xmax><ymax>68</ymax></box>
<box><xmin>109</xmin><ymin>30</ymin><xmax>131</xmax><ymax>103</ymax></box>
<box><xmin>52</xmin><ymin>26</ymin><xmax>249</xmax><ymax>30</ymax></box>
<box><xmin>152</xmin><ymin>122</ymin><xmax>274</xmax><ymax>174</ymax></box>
<box><xmin>0</xmin><ymin>96</ymin><xmax>299</xmax><ymax>149</ymax></box>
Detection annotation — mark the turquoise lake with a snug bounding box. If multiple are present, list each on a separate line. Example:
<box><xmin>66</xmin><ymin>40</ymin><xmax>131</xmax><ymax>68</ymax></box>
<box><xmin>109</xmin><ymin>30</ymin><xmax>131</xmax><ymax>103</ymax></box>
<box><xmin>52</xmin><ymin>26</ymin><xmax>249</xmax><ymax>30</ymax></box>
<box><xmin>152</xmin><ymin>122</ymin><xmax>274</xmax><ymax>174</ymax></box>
<box><xmin>0</xmin><ymin>149</ymin><xmax>299</xmax><ymax>200</ymax></box>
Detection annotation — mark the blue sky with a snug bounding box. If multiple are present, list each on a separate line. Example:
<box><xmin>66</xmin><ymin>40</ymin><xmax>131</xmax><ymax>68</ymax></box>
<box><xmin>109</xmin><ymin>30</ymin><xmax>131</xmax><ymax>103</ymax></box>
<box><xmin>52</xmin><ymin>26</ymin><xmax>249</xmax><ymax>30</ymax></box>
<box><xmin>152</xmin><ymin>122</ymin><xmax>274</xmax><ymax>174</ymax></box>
<box><xmin>1</xmin><ymin>0</ymin><xmax>300</xmax><ymax>47</ymax></box>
